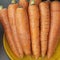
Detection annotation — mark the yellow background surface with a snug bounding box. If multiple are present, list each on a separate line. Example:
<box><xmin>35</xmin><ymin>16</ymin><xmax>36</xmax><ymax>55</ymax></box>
<box><xmin>3</xmin><ymin>36</ymin><xmax>60</xmax><ymax>60</ymax></box>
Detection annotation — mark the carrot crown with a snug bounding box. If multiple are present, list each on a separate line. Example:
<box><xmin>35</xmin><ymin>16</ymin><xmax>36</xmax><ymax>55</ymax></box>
<box><xmin>11</xmin><ymin>0</ymin><xmax>16</xmax><ymax>4</ymax></box>
<box><xmin>0</xmin><ymin>5</ymin><xmax>3</xmax><ymax>10</ymax></box>
<box><xmin>30</xmin><ymin>0</ymin><xmax>35</xmax><ymax>5</ymax></box>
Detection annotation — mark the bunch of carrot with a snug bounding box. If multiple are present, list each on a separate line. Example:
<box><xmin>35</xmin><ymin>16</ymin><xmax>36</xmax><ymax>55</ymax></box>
<box><xmin>0</xmin><ymin>0</ymin><xmax>60</xmax><ymax>59</ymax></box>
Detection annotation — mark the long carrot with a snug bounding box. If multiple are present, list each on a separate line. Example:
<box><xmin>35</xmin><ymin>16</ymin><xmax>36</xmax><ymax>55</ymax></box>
<box><xmin>0</xmin><ymin>6</ymin><xmax>19</xmax><ymax>57</ymax></box>
<box><xmin>19</xmin><ymin>0</ymin><xmax>29</xmax><ymax>10</ymax></box>
<box><xmin>16</xmin><ymin>7</ymin><xmax>31</xmax><ymax>55</ymax></box>
<box><xmin>28</xmin><ymin>0</ymin><xmax>40</xmax><ymax>59</ymax></box>
<box><xmin>30</xmin><ymin>0</ymin><xmax>41</xmax><ymax>5</ymax></box>
<box><xmin>8</xmin><ymin>0</ymin><xmax>24</xmax><ymax>57</ymax></box>
<box><xmin>47</xmin><ymin>1</ymin><xmax>60</xmax><ymax>58</ymax></box>
<box><xmin>39</xmin><ymin>2</ymin><xmax>50</xmax><ymax>57</ymax></box>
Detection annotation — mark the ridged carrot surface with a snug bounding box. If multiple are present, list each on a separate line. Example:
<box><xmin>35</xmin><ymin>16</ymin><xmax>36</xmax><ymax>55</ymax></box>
<box><xmin>16</xmin><ymin>7</ymin><xmax>31</xmax><ymax>55</ymax></box>
<box><xmin>48</xmin><ymin>1</ymin><xmax>60</xmax><ymax>58</ymax></box>
<box><xmin>8</xmin><ymin>3</ymin><xmax>24</xmax><ymax>57</ymax></box>
<box><xmin>28</xmin><ymin>4</ymin><xmax>40</xmax><ymax>59</ymax></box>
<box><xmin>0</xmin><ymin>8</ymin><xmax>19</xmax><ymax>57</ymax></box>
<box><xmin>39</xmin><ymin>1</ymin><xmax>50</xmax><ymax>57</ymax></box>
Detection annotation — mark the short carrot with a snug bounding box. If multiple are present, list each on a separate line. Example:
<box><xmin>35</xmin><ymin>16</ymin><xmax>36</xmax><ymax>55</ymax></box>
<box><xmin>0</xmin><ymin>6</ymin><xmax>19</xmax><ymax>57</ymax></box>
<box><xmin>8</xmin><ymin>0</ymin><xmax>24</xmax><ymax>57</ymax></box>
<box><xmin>39</xmin><ymin>2</ymin><xmax>50</xmax><ymax>57</ymax></box>
<box><xmin>30</xmin><ymin>0</ymin><xmax>41</xmax><ymax>5</ymax></box>
<box><xmin>47</xmin><ymin>1</ymin><xmax>60</xmax><ymax>58</ymax></box>
<box><xmin>19</xmin><ymin>0</ymin><xmax>29</xmax><ymax>10</ymax></box>
<box><xmin>16</xmin><ymin>7</ymin><xmax>31</xmax><ymax>55</ymax></box>
<box><xmin>28</xmin><ymin>1</ymin><xmax>40</xmax><ymax>59</ymax></box>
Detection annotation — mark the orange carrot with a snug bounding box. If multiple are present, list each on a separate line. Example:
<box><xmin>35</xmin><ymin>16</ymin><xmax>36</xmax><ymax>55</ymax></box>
<box><xmin>8</xmin><ymin>0</ymin><xmax>24</xmax><ymax>57</ymax></box>
<box><xmin>47</xmin><ymin>1</ymin><xmax>60</xmax><ymax>58</ymax></box>
<box><xmin>30</xmin><ymin>0</ymin><xmax>41</xmax><ymax>5</ymax></box>
<box><xmin>39</xmin><ymin>2</ymin><xmax>50</xmax><ymax>57</ymax></box>
<box><xmin>0</xmin><ymin>6</ymin><xmax>19</xmax><ymax>57</ymax></box>
<box><xmin>19</xmin><ymin>0</ymin><xmax>29</xmax><ymax>10</ymax></box>
<box><xmin>16</xmin><ymin>7</ymin><xmax>31</xmax><ymax>55</ymax></box>
<box><xmin>28</xmin><ymin>1</ymin><xmax>40</xmax><ymax>59</ymax></box>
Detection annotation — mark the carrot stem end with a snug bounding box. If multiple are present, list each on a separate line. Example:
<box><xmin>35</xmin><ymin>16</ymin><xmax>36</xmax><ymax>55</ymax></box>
<box><xmin>30</xmin><ymin>0</ymin><xmax>35</xmax><ymax>5</ymax></box>
<box><xmin>11</xmin><ymin>0</ymin><xmax>16</xmax><ymax>4</ymax></box>
<box><xmin>0</xmin><ymin>5</ymin><xmax>3</xmax><ymax>10</ymax></box>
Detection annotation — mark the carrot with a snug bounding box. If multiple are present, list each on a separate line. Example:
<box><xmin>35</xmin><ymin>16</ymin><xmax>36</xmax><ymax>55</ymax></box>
<box><xmin>30</xmin><ymin>0</ymin><xmax>41</xmax><ymax>5</ymax></box>
<box><xmin>28</xmin><ymin>1</ymin><xmax>40</xmax><ymax>59</ymax></box>
<box><xmin>19</xmin><ymin>0</ymin><xmax>29</xmax><ymax>10</ymax></box>
<box><xmin>39</xmin><ymin>2</ymin><xmax>50</xmax><ymax>57</ymax></box>
<box><xmin>16</xmin><ymin>7</ymin><xmax>31</xmax><ymax>55</ymax></box>
<box><xmin>47</xmin><ymin>1</ymin><xmax>60</xmax><ymax>58</ymax></box>
<box><xmin>0</xmin><ymin>6</ymin><xmax>19</xmax><ymax>57</ymax></box>
<box><xmin>8</xmin><ymin>0</ymin><xmax>24</xmax><ymax>57</ymax></box>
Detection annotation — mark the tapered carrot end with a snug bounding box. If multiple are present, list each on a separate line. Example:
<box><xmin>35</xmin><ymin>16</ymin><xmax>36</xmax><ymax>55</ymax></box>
<box><xmin>34</xmin><ymin>55</ymin><xmax>40</xmax><ymax>59</ymax></box>
<box><xmin>35</xmin><ymin>56</ymin><xmax>39</xmax><ymax>60</ymax></box>
<box><xmin>41</xmin><ymin>57</ymin><xmax>45</xmax><ymax>60</ymax></box>
<box><xmin>0</xmin><ymin>5</ymin><xmax>3</xmax><ymax>10</ymax></box>
<box><xmin>19</xmin><ymin>55</ymin><xmax>24</xmax><ymax>58</ymax></box>
<box><xmin>42</xmin><ymin>54</ymin><xmax>45</xmax><ymax>58</ymax></box>
<box><xmin>42</xmin><ymin>51</ymin><xmax>46</xmax><ymax>58</ymax></box>
<box><xmin>47</xmin><ymin>55</ymin><xmax>51</xmax><ymax>59</ymax></box>
<box><xmin>47</xmin><ymin>52</ymin><xmax>51</xmax><ymax>59</ymax></box>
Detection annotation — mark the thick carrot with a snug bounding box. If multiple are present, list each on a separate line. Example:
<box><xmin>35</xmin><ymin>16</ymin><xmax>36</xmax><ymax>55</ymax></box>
<box><xmin>28</xmin><ymin>1</ymin><xmax>40</xmax><ymax>59</ymax></box>
<box><xmin>47</xmin><ymin>1</ymin><xmax>60</xmax><ymax>58</ymax></box>
<box><xmin>30</xmin><ymin>0</ymin><xmax>41</xmax><ymax>5</ymax></box>
<box><xmin>19</xmin><ymin>0</ymin><xmax>29</xmax><ymax>10</ymax></box>
<box><xmin>39</xmin><ymin>2</ymin><xmax>50</xmax><ymax>57</ymax></box>
<box><xmin>16</xmin><ymin>7</ymin><xmax>31</xmax><ymax>55</ymax></box>
<box><xmin>8</xmin><ymin>0</ymin><xmax>24</xmax><ymax>57</ymax></box>
<box><xmin>0</xmin><ymin>7</ymin><xmax>19</xmax><ymax>57</ymax></box>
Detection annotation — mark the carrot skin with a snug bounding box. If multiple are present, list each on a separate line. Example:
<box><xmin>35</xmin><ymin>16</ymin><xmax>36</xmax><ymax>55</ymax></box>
<box><xmin>19</xmin><ymin>0</ymin><xmax>29</xmax><ymax>10</ymax></box>
<box><xmin>28</xmin><ymin>4</ymin><xmax>40</xmax><ymax>59</ymax></box>
<box><xmin>39</xmin><ymin>2</ymin><xmax>50</xmax><ymax>57</ymax></box>
<box><xmin>16</xmin><ymin>7</ymin><xmax>31</xmax><ymax>55</ymax></box>
<box><xmin>8</xmin><ymin>4</ymin><xmax>24</xmax><ymax>57</ymax></box>
<box><xmin>0</xmin><ymin>8</ymin><xmax>19</xmax><ymax>57</ymax></box>
<box><xmin>48</xmin><ymin>1</ymin><xmax>60</xmax><ymax>58</ymax></box>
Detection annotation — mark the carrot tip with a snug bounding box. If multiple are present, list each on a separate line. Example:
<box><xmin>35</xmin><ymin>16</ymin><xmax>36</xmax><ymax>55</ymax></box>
<box><xmin>0</xmin><ymin>5</ymin><xmax>3</xmax><ymax>10</ymax></box>
<box><xmin>47</xmin><ymin>54</ymin><xmax>51</xmax><ymax>59</ymax></box>
<box><xmin>35</xmin><ymin>57</ymin><xmax>38</xmax><ymax>60</ymax></box>
<box><xmin>48</xmin><ymin>56</ymin><xmax>50</xmax><ymax>59</ymax></box>
<box><xmin>42</xmin><ymin>54</ymin><xmax>45</xmax><ymax>57</ymax></box>
<box><xmin>42</xmin><ymin>54</ymin><xmax>45</xmax><ymax>59</ymax></box>
<box><xmin>41</xmin><ymin>57</ymin><xmax>45</xmax><ymax>60</ymax></box>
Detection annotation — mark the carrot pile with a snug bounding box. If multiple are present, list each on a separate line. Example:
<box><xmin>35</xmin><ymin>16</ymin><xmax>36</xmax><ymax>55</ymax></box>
<box><xmin>8</xmin><ymin>0</ymin><xmax>24</xmax><ymax>57</ymax></box>
<box><xmin>0</xmin><ymin>0</ymin><xmax>60</xmax><ymax>59</ymax></box>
